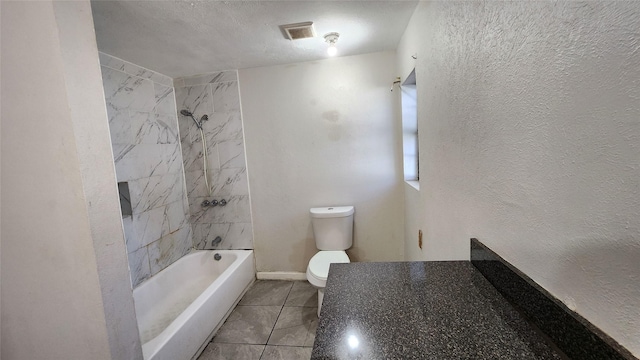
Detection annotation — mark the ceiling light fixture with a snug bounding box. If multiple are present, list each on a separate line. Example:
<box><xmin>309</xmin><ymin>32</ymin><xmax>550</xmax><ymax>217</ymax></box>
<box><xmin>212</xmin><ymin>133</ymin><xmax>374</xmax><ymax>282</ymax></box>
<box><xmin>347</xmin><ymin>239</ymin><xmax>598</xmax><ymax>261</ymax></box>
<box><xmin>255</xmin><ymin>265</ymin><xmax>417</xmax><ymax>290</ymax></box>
<box><xmin>324</xmin><ymin>32</ymin><xmax>339</xmax><ymax>56</ymax></box>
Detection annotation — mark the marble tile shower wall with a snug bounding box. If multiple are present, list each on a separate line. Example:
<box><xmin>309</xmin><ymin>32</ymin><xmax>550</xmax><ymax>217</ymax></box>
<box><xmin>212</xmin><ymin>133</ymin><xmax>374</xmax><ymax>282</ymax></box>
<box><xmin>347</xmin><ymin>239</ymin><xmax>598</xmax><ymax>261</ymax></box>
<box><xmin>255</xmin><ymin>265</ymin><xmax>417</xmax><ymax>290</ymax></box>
<box><xmin>174</xmin><ymin>72</ymin><xmax>253</xmax><ymax>250</ymax></box>
<box><xmin>99</xmin><ymin>53</ymin><xmax>193</xmax><ymax>288</ymax></box>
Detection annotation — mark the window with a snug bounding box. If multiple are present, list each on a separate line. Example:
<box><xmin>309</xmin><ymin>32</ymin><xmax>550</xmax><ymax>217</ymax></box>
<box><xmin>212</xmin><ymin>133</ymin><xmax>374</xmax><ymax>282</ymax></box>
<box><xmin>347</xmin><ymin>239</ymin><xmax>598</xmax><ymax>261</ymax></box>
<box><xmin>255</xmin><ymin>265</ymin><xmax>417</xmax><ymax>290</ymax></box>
<box><xmin>401</xmin><ymin>69</ymin><xmax>418</xmax><ymax>183</ymax></box>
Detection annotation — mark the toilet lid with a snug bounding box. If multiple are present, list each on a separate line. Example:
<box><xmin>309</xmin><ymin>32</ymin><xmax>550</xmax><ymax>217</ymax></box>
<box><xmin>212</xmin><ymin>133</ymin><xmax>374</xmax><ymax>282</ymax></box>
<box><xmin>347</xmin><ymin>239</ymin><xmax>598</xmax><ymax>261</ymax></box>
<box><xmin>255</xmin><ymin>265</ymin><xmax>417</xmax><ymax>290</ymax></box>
<box><xmin>308</xmin><ymin>251</ymin><xmax>350</xmax><ymax>280</ymax></box>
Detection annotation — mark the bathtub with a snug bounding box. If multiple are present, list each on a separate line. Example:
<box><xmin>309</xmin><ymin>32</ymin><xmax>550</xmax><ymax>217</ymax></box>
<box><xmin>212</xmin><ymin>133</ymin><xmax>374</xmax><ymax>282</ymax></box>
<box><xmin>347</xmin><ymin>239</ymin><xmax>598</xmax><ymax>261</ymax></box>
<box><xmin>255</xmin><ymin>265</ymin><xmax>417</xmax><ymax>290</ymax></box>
<box><xmin>133</xmin><ymin>250</ymin><xmax>255</xmax><ymax>360</ymax></box>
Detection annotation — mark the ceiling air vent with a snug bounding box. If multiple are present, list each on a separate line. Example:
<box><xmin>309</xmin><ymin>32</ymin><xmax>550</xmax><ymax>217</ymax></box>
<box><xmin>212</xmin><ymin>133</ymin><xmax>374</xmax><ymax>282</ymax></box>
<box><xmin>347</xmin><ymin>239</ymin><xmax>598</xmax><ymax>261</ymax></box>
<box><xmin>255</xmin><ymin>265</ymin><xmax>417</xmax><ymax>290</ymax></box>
<box><xmin>281</xmin><ymin>22</ymin><xmax>316</xmax><ymax>40</ymax></box>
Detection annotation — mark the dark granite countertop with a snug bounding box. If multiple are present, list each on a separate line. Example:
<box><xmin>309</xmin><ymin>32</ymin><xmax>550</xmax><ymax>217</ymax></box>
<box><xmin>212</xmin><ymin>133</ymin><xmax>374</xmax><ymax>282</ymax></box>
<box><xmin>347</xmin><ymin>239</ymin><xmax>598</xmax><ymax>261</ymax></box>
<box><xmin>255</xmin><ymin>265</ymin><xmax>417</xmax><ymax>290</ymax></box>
<box><xmin>311</xmin><ymin>261</ymin><xmax>565</xmax><ymax>359</ymax></box>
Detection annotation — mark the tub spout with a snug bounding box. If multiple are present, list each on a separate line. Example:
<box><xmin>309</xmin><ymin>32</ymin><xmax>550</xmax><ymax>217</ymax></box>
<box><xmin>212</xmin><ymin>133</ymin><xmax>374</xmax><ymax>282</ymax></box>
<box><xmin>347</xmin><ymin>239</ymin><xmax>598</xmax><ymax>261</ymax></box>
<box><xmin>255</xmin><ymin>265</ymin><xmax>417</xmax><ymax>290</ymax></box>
<box><xmin>212</xmin><ymin>236</ymin><xmax>222</xmax><ymax>247</ymax></box>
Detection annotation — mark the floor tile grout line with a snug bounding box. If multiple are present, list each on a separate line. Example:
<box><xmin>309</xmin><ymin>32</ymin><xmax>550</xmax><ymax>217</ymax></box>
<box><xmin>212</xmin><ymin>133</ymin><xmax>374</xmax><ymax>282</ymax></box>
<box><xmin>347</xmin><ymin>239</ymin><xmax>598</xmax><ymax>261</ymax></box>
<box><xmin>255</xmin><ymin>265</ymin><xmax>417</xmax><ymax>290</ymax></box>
<box><xmin>269</xmin><ymin>344</ymin><xmax>314</xmax><ymax>348</ymax></box>
<box><xmin>203</xmin><ymin>281</ymin><xmax>311</xmax><ymax>360</ymax></box>
<box><xmin>260</xmin><ymin>281</ymin><xmax>295</xmax><ymax>360</ymax></box>
<box><xmin>211</xmin><ymin>339</ymin><xmax>269</xmax><ymax>345</ymax></box>
<box><xmin>268</xmin><ymin>282</ymin><xmax>295</xmax><ymax>341</ymax></box>
<box><xmin>280</xmin><ymin>282</ymin><xmax>318</xmax><ymax>347</ymax></box>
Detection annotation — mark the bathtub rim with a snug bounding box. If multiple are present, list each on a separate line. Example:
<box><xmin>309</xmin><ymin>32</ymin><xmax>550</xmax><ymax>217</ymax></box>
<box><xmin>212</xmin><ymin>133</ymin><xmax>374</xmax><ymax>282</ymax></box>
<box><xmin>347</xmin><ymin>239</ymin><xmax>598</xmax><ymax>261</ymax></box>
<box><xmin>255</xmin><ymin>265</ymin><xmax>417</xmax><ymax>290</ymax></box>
<box><xmin>137</xmin><ymin>249</ymin><xmax>254</xmax><ymax>360</ymax></box>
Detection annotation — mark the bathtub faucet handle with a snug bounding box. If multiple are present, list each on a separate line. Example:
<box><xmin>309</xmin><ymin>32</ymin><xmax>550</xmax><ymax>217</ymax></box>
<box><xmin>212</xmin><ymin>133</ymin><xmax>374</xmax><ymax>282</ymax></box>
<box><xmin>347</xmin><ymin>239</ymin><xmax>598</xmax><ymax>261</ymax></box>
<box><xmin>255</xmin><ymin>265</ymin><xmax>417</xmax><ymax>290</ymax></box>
<box><xmin>210</xmin><ymin>199</ymin><xmax>219</xmax><ymax>207</ymax></box>
<box><xmin>219</xmin><ymin>199</ymin><xmax>227</xmax><ymax>206</ymax></box>
<box><xmin>201</xmin><ymin>200</ymin><xmax>210</xmax><ymax>207</ymax></box>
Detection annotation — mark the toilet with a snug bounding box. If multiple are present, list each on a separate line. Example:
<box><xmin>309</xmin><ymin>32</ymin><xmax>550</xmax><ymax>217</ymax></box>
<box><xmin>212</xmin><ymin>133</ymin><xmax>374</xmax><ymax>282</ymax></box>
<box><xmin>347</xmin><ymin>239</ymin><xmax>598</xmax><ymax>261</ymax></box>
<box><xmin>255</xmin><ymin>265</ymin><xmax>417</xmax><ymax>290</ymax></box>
<box><xmin>306</xmin><ymin>206</ymin><xmax>354</xmax><ymax>317</ymax></box>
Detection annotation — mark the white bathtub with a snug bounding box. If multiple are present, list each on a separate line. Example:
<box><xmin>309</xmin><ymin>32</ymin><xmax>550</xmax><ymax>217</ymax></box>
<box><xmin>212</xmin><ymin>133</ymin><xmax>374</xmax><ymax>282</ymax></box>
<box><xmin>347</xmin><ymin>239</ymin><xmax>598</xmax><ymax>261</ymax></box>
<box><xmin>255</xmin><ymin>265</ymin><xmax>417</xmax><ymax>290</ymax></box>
<box><xmin>133</xmin><ymin>250</ymin><xmax>255</xmax><ymax>360</ymax></box>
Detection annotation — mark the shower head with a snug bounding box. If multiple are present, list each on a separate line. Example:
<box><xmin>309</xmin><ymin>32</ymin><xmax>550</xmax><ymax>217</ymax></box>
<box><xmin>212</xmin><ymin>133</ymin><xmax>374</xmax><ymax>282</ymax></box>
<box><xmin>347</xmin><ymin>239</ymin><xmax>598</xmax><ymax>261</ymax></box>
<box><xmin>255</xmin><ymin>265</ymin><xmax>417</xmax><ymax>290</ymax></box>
<box><xmin>200</xmin><ymin>115</ymin><xmax>209</xmax><ymax>121</ymax></box>
<box><xmin>181</xmin><ymin>109</ymin><xmax>204</xmax><ymax>129</ymax></box>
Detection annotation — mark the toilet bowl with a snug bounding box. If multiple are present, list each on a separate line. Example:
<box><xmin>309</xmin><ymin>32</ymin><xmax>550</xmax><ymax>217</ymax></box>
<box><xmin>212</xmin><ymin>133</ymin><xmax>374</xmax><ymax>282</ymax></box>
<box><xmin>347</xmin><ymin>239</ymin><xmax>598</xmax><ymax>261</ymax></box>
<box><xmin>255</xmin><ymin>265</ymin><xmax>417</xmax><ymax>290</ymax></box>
<box><xmin>306</xmin><ymin>206</ymin><xmax>354</xmax><ymax>317</ymax></box>
<box><xmin>307</xmin><ymin>250</ymin><xmax>350</xmax><ymax>317</ymax></box>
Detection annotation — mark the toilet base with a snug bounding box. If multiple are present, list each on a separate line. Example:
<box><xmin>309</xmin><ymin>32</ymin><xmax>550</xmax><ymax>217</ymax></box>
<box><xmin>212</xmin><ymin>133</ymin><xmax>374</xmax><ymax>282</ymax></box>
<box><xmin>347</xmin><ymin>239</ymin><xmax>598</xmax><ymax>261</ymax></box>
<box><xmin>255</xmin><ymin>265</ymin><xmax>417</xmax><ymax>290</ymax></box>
<box><xmin>317</xmin><ymin>288</ymin><xmax>325</xmax><ymax>317</ymax></box>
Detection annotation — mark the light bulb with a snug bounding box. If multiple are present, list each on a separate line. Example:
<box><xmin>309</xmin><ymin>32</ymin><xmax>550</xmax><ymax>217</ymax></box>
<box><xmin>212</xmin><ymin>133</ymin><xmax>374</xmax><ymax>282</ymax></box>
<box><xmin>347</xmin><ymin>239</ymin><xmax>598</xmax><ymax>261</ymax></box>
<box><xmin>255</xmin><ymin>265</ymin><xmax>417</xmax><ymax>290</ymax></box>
<box><xmin>324</xmin><ymin>32</ymin><xmax>340</xmax><ymax>57</ymax></box>
<box><xmin>327</xmin><ymin>44</ymin><xmax>337</xmax><ymax>56</ymax></box>
<box><xmin>348</xmin><ymin>335</ymin><xmax>359</xmax><ymax>349</ymax></box>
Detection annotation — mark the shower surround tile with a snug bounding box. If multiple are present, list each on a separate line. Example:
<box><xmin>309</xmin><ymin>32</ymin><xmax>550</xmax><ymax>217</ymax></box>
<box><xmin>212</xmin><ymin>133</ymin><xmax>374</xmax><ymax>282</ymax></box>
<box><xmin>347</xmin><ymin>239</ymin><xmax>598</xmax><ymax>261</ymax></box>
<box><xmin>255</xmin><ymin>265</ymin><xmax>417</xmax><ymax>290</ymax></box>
<box><xmin>100</xmin><ymin>53</ymin><xmax>192</xmax><ymax>288</ymax></box>
<box><xmin>148</xmin><ymin>226</ymin><xmax>192</xmax><ymax>276</ymax></box>
<box><xmin>165</xmin><ymin>200</ymin><xmax>190</xmax><ymax>234</ymax></box>
<box><xmin>181</xmin><ymin>70</ymin><xmax>237</xmax><ymax>87</ymax></box>
<box><xmin>181</xmin><ymin>141</ymin><xmax>204</xmax><ymax>172</ymax></box>
<box><xmin>173</xmin><ymin>78</ymin><xmax>185</xmax><ymax>88</ymax></box>
<box><xmin>209</xmin><ymin>111</ymin><xmax>244</xmax><ymax>140</ymax></box>
<box><xmin>106</xmin><ymin>106</ymin><xmax>134</xmax><ymax>145</ymax></box>
<box><xmin>131</xmin><ymin>206</ymin><xmax>165</xmax><ymax>249</ymax></box>
<box><xmin>189</xmin><ymin>195</ymin><xmax>252</xmax><ymax>224</ymax></box>
<box><xmin>210</xmin><ymin>167</ymin><xmax>249</xmax><ymax>196</ymax></box>
<box><xmin>164</xmin><ymin>143</ymin><xmax>185</xmax><ymax>174</ymax></box>
<box><xmin>178</xmin><ymin>113</ymin><xmax>191</xmax><ymax>144</ymax></box>
<box><xmin>114</xmin><ymin>144</ymin><xmax>167</xmax><ymax>182</ymax></box>
<box><xmin>185</xmin><ymin>170</ymin><xmax>210</xmax><ymax>199</ymax></box>
<box><xmin>127</xmin><ymin>200</ymin><xmax>187</xmax><ymax>252</ymax></box>
<box><xmin>184</xmin><ymin>121</ymin><xmax>206</xmax><ymax>145</ymax></box>
<box><xmin>175</xmin><ymin>71</ymin><xmax>253</xmax><ymax>251</ymax></box>
<box><xmin>131</xmin><ymin>112</ymin><xmax>179</xmax><ymax>145</ymax></box>
<box><xmin>101</xmin><ymin>66</ymin><xmax>155</xmax><ymax>113</ymax></box>
<box><xmin>218</xmin><ymin>139</ymin><xmax>246</xmax><ymax>169</ymax></box>
<box><xmin>129</xmin><ymin>172</ymin><xmax>185</xmax><ymax>214</ymax></box>
<box><xmin>99</xmin><ymin>52</ymin><xmax>172</xmax><ymax>87</ymax></box>
<box><xmin>154</xmin><ymin>84</ymin><xmax>177</xmax><ymax>116</ymax></box>
<box><xmin>128</xmin><ymin>246</ymin><xmax>151</xmax><ymax>288</ymax></box>
<box><xmin>122</xmin><ymin>216</ymin><xmax>136</xmax><ymax>252</ymax></box>
<box><xmin>212</xmin><ymin>81</ymin><xmax>241</xmax><ymax>112</ymax></box>
<box><xmin>99</xmin><ymin>52</ymin><xmax>126</xmax><ymax>72</ymax></box>
<box><xmin>111</xmin><ymin>144</ymin><xmax>135</xmax><ymax>168</ymax></box>
<box><xmin>193</xmin><ymin>223</ymin><xmax>253</xmax><ymax>250</ymax></box>
<box><xmin>175</xmin><ymin>84</ymin><xmax>213</xmax><ymax>120</ymax></box>
<box><xmin>182</xmin><ymin>139</ymin><xmax>219</xmax><ymax>172</ymax></box>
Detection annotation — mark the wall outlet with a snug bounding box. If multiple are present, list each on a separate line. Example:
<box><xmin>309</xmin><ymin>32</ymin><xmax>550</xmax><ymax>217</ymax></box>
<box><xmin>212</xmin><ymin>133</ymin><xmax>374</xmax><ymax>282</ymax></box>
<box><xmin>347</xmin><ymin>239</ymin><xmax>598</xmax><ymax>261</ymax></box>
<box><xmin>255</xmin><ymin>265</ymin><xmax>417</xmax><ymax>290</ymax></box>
<box><xmin>418</xmin><ymin>229</ymin><xmax>423</xmax><ymax>249</ymax></box>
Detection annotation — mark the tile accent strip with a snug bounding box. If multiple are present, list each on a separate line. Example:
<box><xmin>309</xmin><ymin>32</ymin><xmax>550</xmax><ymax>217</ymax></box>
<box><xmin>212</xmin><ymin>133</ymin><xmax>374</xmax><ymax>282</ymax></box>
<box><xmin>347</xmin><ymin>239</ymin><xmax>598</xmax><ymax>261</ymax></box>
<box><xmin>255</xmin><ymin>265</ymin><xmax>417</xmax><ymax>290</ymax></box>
<box><xmin>470</xmin><ymin>238</ymin><xmax>635</xmax><ymax>360</ymax></box>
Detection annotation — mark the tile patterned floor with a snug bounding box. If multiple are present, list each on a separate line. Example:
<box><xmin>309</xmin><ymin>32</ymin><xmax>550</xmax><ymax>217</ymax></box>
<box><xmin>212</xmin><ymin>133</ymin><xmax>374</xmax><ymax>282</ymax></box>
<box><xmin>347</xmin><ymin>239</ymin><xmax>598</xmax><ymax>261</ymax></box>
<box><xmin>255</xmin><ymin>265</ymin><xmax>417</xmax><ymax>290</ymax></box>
<box><xmin>198</xmin><ymin>280</ymin><xmax>318</xmax><ymax>360</ymax></box>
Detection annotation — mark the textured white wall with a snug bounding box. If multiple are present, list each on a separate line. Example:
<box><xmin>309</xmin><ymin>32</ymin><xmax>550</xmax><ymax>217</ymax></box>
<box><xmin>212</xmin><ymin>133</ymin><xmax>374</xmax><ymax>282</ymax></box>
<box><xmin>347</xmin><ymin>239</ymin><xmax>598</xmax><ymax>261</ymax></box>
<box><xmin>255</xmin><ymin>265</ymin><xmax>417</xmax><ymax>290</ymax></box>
<box><xmin>397</xmin><ymin>1</ymin><xmax>640</xmax><ymax>355</ymax></box>
<box><xmin>239</xmin><ymin>52</ymin><xmax>405</xmax><ymax>273</ymax></box>
<box><xmin>54</xmin><ymin>3</ymin><xmax>143</xmax><ymax>358</ymax></box>
<box><xmin>1</xmin><ymin>1</ymin><xmax>142</xmax><ymax>359</ymax></box>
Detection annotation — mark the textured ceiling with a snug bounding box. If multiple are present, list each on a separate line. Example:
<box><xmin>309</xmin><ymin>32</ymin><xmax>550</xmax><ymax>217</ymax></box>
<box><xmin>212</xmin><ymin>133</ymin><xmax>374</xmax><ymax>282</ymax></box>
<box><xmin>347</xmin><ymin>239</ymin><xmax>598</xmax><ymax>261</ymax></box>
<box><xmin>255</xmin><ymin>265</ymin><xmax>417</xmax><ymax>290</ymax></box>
<box><xmin>91</xmin><ymin>0</ymin><xmax>419</xmax><ymax>78</ymax></box>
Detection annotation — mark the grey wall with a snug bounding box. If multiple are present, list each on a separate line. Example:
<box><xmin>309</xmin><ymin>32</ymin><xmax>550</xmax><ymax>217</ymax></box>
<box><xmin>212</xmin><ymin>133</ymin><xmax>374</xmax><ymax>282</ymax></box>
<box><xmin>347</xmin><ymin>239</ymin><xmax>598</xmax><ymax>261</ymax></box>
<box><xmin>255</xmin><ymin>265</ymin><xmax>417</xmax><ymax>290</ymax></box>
<box><xmin>99</xmin><ymin>52</ymin><xmax>192</xmax><ymax>288</ymax></box>
<box><xmin>174</xmin><ymin>72</ymin><xmax>254</xmax><ymax>250</ymax></box>
<box><xmin>397</xmin><ymin>1</ymin><xmax>640</xmax><ymax>356</ymax></box>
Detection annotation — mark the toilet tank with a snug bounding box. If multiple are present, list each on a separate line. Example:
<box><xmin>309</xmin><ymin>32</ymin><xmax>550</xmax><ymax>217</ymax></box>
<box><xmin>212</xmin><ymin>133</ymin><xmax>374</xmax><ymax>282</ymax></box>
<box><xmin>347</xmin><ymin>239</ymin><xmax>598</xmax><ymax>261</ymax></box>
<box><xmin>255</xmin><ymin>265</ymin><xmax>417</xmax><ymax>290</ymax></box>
<box><xmin>310</xmin><ymin>206</ymin><xmax>354</xmax><ymax>250</ymax></box>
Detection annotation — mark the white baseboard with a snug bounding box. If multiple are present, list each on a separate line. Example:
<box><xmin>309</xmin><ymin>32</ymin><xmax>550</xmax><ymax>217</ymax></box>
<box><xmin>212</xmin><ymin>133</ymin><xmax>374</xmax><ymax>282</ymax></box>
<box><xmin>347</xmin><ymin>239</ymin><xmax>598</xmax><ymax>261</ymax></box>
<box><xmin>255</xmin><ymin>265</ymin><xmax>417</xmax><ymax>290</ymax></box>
<box><xmin>256</xmin><ymin>271</ymin><xmax>307</xmax><ymax>281</ymax></box>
